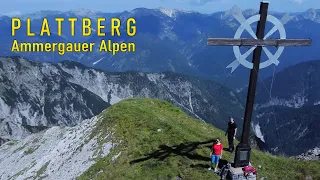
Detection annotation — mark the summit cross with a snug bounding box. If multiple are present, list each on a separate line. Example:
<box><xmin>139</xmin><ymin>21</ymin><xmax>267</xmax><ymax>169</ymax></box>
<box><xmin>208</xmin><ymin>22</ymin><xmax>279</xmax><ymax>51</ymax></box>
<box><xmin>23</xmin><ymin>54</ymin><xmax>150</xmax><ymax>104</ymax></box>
<box><xmin>207</xmin><ymin>1</ymin><xmax>312</xmax><ymax>168</ymax></box>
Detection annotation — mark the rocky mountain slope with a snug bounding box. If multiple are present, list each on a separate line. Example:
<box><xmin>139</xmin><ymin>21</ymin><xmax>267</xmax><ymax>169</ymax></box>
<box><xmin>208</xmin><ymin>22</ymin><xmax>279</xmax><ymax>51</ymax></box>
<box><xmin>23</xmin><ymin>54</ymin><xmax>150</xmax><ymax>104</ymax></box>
<box><xmin>1</xmin><ymin>99</ymin><xmax>319</xmax><ymax>180</ymax></box>
<box><xmin>296</xmin><ymin>147</ymin><xmax>320</xmax><ymax>161</ymax></box>
<box><xmin>0</xmin><ymin>56</ymin><xmax>244</xmax><ymax>142</ymax></box>
<box><xmin>1</xmin><ymin>7</ymin><xmax>319</xmax><ymax>89</ymax></box>
<box><xmin>0</xmin><ymin>57</ymin><xmax>110</xmax><ymax>143</ymax></box>
<box><xmin>0</xmin><ymin>116</ymin><xmax>112</xmax><ymax>180</ymax></box>
<box><xmin>252</xmin><ymin>60</ymin><xmax>320</xmax><ymax>156</ymax></box>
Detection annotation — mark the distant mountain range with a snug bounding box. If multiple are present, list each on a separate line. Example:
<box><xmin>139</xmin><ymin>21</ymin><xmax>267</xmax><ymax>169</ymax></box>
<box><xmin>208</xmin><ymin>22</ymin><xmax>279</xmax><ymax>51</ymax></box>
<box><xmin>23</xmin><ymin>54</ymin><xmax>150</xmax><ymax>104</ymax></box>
<box><xmin>0</xmin><ymin>56</ymin><xmax>244</xmax><ymax>142</ymax></box>
<box><xmin>0</xmin><ymin>6</ymin><xmax>319</xmax><ymax>157</ymax></box>
<box><xmin>0</xmin><ymin>7</ymin><xmax>319</xmax><ymax>89</ymax></box>
<box><xmin>252</xmin><ymin>60</ymin><xmax>320</xmax><ymax>156</ymax></box>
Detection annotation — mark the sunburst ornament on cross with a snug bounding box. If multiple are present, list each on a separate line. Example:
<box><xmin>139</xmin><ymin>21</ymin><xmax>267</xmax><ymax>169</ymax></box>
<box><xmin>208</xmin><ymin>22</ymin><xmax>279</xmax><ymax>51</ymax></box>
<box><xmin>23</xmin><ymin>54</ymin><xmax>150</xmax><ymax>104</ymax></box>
<box><xmin>207</xmin><ymin>3</ymin><xmax>311</xmax><ymax>73</ymax></box>
<box><xmin>228</xmin><ymin>9</ymin><xmax>292</xmax><ymax>72</ymax></box>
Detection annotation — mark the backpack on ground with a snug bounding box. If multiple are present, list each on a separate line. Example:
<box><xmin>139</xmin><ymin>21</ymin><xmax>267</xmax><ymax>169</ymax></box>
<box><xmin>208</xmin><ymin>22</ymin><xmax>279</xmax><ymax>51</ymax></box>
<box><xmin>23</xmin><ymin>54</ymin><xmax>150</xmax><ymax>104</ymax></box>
<box><xmin>242</xmin><ymin>165</ymin><xmax>257</xmax><ymax>176</ymax></box>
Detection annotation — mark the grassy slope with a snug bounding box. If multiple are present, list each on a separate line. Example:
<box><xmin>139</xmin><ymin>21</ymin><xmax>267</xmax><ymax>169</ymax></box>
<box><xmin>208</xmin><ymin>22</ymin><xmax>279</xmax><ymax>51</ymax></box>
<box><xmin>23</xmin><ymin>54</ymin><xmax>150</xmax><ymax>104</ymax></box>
<box><xmin>79</xmin><ymin>98</ymin><xmax>320</xmax><ymax>180</ymax></box>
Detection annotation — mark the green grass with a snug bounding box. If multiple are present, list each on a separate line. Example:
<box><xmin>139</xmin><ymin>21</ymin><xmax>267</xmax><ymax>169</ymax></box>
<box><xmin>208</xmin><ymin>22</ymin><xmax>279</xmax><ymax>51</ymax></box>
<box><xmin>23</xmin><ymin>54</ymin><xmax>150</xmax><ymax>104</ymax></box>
<box><xmin>78</xmin><ymin>98</ymin><xmax>320</xmax><ymax>180</ymax></box>
<box><xmin>13</xmin><ymin>144</ymin><xmax>27</xmax><ymax>154</ymax></box>
<box><xmin>23</xmin><ymin>145</ymin><xmax>40</xmax><ymax>155</ymax></box>
<box><xmin>9</xmin><ymin>161</ymin><xmax>36</xmax><ymax>180</ymax></box>
<box><xmin>6</xmin><ymin>141</ymin><xmax>15</xmax><ymax>146</ymax></box>
<box><xmin>24</xmin><ymin>148</ymin><xmax>35</xmax><ymax>155</ymax></box>
<box><xmin>9</xmin><ymin>167</ymin><xmax>29</xmax><ymax>180</ymax></box>
<box><xmin>35</xmin><ymin>161</ymin><xmax>50</xmax><ymax>179</ymax></box>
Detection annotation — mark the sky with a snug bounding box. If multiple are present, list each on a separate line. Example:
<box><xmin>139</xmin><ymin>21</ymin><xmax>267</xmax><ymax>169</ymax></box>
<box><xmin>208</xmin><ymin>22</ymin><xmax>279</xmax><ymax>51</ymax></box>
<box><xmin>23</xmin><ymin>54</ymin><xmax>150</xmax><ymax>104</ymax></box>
<box><xmin>1</xmin><ymin>0</ymin><xmax>319</xmax><ymax>16</ymax></box>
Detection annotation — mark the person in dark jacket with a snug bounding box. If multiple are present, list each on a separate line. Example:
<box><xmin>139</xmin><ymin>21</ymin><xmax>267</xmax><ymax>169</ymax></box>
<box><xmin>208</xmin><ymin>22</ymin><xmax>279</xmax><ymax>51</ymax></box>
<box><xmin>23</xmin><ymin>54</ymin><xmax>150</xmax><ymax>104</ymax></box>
<box><xmin>225</xmin><ymin>117</ymin><xmax>237</xmax><ymax>152</ymax></box>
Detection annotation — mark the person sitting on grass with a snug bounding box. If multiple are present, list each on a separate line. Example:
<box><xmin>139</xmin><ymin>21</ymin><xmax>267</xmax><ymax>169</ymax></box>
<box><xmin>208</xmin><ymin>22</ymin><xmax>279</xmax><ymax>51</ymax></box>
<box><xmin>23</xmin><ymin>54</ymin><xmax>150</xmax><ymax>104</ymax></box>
<box><xmin>208</xmin><ymin>138</ymin><xmax>223</xmax><ymax>173</ymax></box>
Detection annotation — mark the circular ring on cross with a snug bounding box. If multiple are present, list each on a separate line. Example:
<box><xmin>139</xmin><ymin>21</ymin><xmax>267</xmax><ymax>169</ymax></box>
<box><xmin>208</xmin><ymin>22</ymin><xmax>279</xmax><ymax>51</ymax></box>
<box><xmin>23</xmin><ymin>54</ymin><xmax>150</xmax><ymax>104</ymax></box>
<box><xmin>232</xmin><ymin>14</ymin><xmax>286</xmax><ymax>70</ymax></box>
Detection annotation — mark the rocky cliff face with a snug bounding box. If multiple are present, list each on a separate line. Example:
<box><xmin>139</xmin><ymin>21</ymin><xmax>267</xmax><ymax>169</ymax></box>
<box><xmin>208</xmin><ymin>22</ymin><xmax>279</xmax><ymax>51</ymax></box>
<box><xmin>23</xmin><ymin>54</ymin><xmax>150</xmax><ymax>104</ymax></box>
<box><xmin>0</xmin><ymin>56</ymin><xmax>244</xmax><ymax>141</ymax></box>
<box><xmin>296</xmin><ymin>147</ymin><xmax>320</xmax><ymax>161</ymax></box>
<box><xmin>0</xmin><ymin>56</ymin><xmax>110</xmax><ymax>141</ymax></box>
<box><xmin>252</xmin><ymin>60</ymin><xmax>320</xmax><ymax>156</ymax></box>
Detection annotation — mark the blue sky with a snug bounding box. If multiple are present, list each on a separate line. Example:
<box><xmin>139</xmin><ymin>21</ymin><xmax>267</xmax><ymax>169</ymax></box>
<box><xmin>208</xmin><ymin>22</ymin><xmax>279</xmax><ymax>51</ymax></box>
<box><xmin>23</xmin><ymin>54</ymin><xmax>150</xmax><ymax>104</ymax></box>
<box><xmin>1</xmin><ymin>0</ymin><xmax>319</xmax><ymax>15</ymax></box>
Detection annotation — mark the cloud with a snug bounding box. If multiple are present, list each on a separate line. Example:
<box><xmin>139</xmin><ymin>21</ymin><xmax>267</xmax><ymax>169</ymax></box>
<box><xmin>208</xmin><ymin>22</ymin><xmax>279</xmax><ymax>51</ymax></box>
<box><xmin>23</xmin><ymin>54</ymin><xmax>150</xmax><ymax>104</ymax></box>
<box><xmin>189</xmin><ymin>0</ymin><xmax>216</xmax><ymax>6</ymax></box>
<box><xmin>160</xmin><ymin>0</ymin><xmax>217</xmax><ymax>6</ymax></box>
<box><xmin>291</xmin><ymin>0</ymin><xmax>305</xmax><ymax>4</ymax></box>
<box><xmin>159</xmin><ymin>0</ymin><xmax>219</xmax><ymax>6</ymax></box>
<box><xmin>2</xmin><ymin>11</ymin><xmax>22</xmax><ymax>17</ymax></box>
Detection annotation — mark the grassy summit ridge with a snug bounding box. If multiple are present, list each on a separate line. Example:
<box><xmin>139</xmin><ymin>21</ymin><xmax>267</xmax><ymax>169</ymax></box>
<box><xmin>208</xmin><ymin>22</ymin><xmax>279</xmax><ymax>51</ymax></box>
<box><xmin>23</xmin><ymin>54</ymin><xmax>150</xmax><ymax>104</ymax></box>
<box><xmin>79</xmin><ymin>98</ymin><xmax>320</xmax><ymax>180</ymax></box>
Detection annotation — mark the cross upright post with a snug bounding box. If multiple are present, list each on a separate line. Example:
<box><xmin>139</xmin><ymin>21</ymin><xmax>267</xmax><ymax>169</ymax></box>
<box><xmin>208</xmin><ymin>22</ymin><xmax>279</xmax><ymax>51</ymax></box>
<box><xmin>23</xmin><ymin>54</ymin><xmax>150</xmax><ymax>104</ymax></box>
<box><xmin>233</xmin><ymin>1</ymin><xmax>268</xmax><ymax>168</ymax></box>
<box><xmin>207</xmin><ymin>1</ymin><xmax>311</xmax><ymax>168</ymax></box>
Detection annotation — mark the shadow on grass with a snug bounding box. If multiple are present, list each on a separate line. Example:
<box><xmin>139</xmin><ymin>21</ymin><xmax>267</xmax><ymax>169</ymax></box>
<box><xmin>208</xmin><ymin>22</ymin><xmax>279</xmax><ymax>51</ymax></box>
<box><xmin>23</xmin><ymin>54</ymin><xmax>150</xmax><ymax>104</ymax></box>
<box><xmin>130</xmin><ymin>139</ymin><xmax>215</xmax><ymax>165</ymax></box>
<box><xmin>190</xmin><ymin>159</ymin><xmax>229</xmax><ymax>169</ymax></box>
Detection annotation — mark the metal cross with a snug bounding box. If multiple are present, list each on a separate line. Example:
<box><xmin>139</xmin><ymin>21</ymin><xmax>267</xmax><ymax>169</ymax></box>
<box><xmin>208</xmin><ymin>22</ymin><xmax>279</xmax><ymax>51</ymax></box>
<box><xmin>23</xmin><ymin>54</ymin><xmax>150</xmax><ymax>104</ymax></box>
<box><xmin>207</xmin><ymin>1</ymin><xmax>312</xmax><ymax>168</ymax></box>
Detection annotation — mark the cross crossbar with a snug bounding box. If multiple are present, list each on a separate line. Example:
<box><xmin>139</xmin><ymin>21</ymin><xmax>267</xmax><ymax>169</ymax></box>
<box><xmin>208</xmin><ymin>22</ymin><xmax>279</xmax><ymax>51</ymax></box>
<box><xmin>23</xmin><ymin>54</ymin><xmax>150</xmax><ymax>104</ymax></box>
<box><xmin>207</xmin><ymin>38</ymin><xmax>312</xmax><ymax>46</ymax></box>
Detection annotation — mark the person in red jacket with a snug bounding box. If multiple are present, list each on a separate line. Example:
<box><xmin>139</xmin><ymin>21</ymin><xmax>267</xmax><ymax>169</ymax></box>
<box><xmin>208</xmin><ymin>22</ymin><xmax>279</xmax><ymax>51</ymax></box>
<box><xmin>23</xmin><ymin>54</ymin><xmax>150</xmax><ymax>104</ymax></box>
<box><xmin>208</xmin><ymin>138</ymin><xmax>223</xmax><ymax>172</ymax></box>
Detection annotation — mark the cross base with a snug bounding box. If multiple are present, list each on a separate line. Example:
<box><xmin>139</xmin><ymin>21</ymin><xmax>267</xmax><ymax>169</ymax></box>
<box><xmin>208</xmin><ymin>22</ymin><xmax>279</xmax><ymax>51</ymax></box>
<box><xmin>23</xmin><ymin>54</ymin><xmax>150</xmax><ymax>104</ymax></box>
<box><xmin>234</xmin><ymin>145</ymin><xmax>252</xmax><ymax>168</ymax></box>
<box><xmin>220</xmin><ymin>161</ymin><xmax>257</xmax><ymax>180</ymax></box>
<box><xmin>228</xmin><ymin>165</ymin><xmax>257</xmax><ymax>180</ymax></box>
